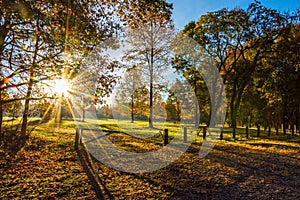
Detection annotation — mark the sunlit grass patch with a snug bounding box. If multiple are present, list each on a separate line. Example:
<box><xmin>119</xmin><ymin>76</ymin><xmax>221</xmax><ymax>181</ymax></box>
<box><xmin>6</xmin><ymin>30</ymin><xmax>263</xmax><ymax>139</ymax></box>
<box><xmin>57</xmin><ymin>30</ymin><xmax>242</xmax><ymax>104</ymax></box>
<box><xmin>96</xmin><ymin>119</ymin><xmax>197</xmax><ymax>147</ymax></box>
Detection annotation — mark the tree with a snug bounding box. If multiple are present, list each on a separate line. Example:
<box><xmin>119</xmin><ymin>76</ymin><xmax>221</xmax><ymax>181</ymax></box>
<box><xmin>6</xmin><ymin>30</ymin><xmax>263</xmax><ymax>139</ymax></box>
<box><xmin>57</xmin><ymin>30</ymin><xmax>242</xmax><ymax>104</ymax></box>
<box><xmin>181</xmin><ymin>1</ymin><xmax>289</xmax><ymax>138</ymax></box>
<box><xmin>120</xmin><ymin>0</ymin><xmax>174</xmax><ymax>128</ymax></box>
<box><xmin>165</xmin><ymin>90</ymin><xmax>180</xmax><ymax>122</ymax></box>
<box><xmin>257</xmin><ymin>20</ymin><xmax>300</xmax><ymax>134</ymax></box>
<box><xmin>114</xmin><ymin>65</ymin><xmax>147</xmax><ymax>122</ymax></box>
<box><xmin>0</xmin><ymin>0</ymin><xmax>121</xmax><ymax>140</ymax></box>
<box><xmin>3</xmin><ymin>94</ymin><xmax>22</xmax><ymax>118</ymax></box>
<box><xmin>172</xmin><ymin>57</ymin><xmax>210</xmax><ymax>126</ymax></box>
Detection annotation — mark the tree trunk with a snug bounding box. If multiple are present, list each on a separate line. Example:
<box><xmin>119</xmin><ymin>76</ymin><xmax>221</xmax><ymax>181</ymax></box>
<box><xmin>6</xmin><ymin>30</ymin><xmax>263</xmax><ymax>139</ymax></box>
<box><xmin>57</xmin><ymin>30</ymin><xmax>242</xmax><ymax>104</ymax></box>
<box><xmin>296</xmin><ymin>105</ymin><xmax>300</xmax><ymax>133</ymax></box>
<box><xmin>230</xmin><ymin>77</ymin><xmax>247</xmax><ymax>140</ymax></box>
<box><xmin>21</xmin><ymin>70</ymin><xmax>34</xmax><ymax>138</ymax></box>
<box><xmin>131</xmin><ymin>94</ymin><xmax>134</xmax><ymax>123</ymax></box>
<box><xmin>194</xmin><ymin>78</ymin><xmax>199</xmax><ymax>127</ymax></box>
<box><xmin>257</xmin><ymin>125</ymin><xmax>260</xmax><ymax>137</ymax></box>
<box><xmin>20</xmin><ymin>18</ymin><xmax>40</xmax><ymax>138</ymax></box>
<box><xmin>231</xmin><ymin>112</ymin><xmax>237</xmax><ymax>139</ymax></box>
<box><xmin>148</xmin><ymin>21</ymin><xmax>154</xmax><ymax>129</ymax></box>
<box><xmin>149</xmin><ymin>75</ymin><xmax>153</xmax><ymax>128</ymax></box>
<box><xmin>283</xmin><ymin>121</ymin><xmax>287</xmax><ymax>135</ymax></box>
<box><xmin>0</xmin><ymin>15</ymin><xmax>11</xmax><ymax>142</ymax></box>
<box><xmin>230</xmin><ymin>79</ymin><xmax>238</xmax><ymax>139</ymax></box>
<box><xmin>20</xmin><ymin>83</ymin><xmax>34</xmax><ymax>138</ymax></box>
<box><xmin>282</xmin><ymin>95</ymin><xmax>287</xmax><ymax>135</ymax></box>
<box><xmin>0</xmin><ymin>90</ymin><xmax>3</xmax><ymax>141</ymax></box>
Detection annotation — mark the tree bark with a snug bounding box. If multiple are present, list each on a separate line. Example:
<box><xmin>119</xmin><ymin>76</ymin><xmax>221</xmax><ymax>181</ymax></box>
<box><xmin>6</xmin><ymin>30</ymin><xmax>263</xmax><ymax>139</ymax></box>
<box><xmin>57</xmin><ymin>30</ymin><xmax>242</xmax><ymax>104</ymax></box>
<box><xmin>0</xmin><ymin>90</ymin><xmax>3</xmax><ymax>141</ymax></box>
<box><xmin>0</xmin><ymin>14</ymin><xmax>11</xmax><ymax>141</ymax></box>
<box><xmin>148</xmin><ymin>21</ymin><xmax>154</xmax><ymax>128</ymax></box>
<box><xmin>131</xmin><ymin>94</ymin><xmax>134</xmax><ymax>123</ymax></box>
<box><xmin>21</xmin><ymin>70</ymin><xmax>34</xmax><ymax>138</ymax></box>
<box><xmin>296</xmin><ymin>113</ymin><xmax>299</xmax><ymax>133</ymax></box>
<box><xmin>282</xmin><ymin>104</ymin><xmax>287</xmax><ymax>135</ymax></box>
<box><xmin>230</xmin><ymin>74</ymin><xmax>248</xmax><ymax>139</ymax></box>
<box><xmin>149</xmin><ymin>73</ymin><xmax>153</xmax><ymax>128</ymax></box>
<box><xmin>20</xmin><ymin>18</ymin><xmax>40</xmax><ymax>138</ymax></box>
<box><xmin>230</xmin><ymin>78</ymin><xmax>238</xmax><ymax>139</ymax></box>
<box><xmin>194</xmin><ymin>78</ymin><xmax>199</xmax><ymax>127</ymax></box>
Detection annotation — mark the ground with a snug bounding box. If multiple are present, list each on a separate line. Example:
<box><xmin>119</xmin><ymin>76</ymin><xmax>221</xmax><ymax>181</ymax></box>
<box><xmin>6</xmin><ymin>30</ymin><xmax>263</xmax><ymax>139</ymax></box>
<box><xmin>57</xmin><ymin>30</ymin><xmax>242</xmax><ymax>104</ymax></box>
<box><xmin>0</xmin><ymin>121</ymin><xmax>97</xmax><ymax>199</ymax></box>
<box><xmin>1</xmin><ymin>119</ymin><xmax>300</xmax><ymax>199</ymax></box>
<box><xmin>92</xmin><ymin>131</ymin><xmax>300</xmax><ymax>200</ymax></box>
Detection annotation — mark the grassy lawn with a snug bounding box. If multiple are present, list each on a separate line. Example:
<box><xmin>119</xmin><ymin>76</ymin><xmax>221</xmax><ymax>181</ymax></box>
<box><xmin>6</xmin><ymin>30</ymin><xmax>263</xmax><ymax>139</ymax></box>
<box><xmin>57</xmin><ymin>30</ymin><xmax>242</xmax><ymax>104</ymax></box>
<box><xmin>1</xmin><ymin>118</ymin><xmax>300</xmax><ymax>199</ymax></box>
<box><xmin>97</xmin><ymin>119</ymin><xmax>300</xmax><ymax>145</ymax></box>
<box><xmin>97</xmin><ymin>118</ymin><xmax>185</xmax><ymax>144</ymax></box>
<box><xmin>93</xmin><ymin>119</ymin><xmax>300</xmax><ymax>199</ymax></box>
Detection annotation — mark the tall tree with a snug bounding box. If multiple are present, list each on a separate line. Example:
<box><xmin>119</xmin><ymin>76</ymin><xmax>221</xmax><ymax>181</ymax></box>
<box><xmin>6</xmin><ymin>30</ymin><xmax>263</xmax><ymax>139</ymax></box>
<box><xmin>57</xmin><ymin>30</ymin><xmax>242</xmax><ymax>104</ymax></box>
<box><xmin>181</xmin><ymin>1</ymin><xmax>288</xmax><ymax>138</ymax></box>
<box><xmin>0</xmin><ymin>0</ymin><xmax>120</xmax><ymax>140</ymax></box>
<box><xmin>172</xmin><ymin>56</ymin><xmax>210</xmax><ymax>126</ymax></box>
<box><xmin>257</xmin><ymin>20</ymin><xmax>300</xmax><ymax>134</ymax></box>
<box><xmin>114</xmin><ymin>65</ymin><xmax>146</xmax><ymax>122</ymax></box>
<box><xmin>118</xmin><ymin>0</ymin><xmax>174</xmax><ymax>128</ymax></box>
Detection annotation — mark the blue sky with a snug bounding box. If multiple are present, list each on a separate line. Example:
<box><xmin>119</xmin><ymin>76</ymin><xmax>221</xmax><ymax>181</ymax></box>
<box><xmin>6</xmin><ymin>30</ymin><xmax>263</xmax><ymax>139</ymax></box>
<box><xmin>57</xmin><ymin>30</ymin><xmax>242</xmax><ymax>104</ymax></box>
<box><xmin>168</xmin><ymin>0</ymin><xmax>300</xmax><ymax>30</ymax></box>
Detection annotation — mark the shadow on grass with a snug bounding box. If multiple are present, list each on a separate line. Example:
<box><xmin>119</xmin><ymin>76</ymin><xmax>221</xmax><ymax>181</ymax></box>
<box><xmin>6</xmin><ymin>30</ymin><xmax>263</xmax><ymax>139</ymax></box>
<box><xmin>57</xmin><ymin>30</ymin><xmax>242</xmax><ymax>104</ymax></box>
<box><xmin>74</xmin><ymin>123</ymin><xmax>300</xmax><ymax>199</ymax></box>
<box><xmin>74</xmin><ymin>129</ymin><xmax>115</xmax><ymax>200</ymax></box>
<box><xmin>0</xmin><ymin>117</ymin><xmax>58</xmax><ymax>156</ymax></box>
<box><xmin>0</xmin><ymin>129</ymin><xmax>28</xmax><ymax>157</ymax></box>
<box><xmin>247</xmin><ymin>142</ymin><xmax>300</xmax><ymax>150</ymax></box>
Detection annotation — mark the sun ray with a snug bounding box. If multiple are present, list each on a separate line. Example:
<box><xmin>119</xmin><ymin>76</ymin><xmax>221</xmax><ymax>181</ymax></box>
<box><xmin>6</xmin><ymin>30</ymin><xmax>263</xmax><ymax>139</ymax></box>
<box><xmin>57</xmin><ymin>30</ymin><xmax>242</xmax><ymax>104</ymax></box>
<box><xmin>35</xmin><ymin>68</ymin><xmax>99</xmax><ymax>126</ymax></box>
<box><xmin>66</xmin><ymin>97</ymin><xmax>76</xmax><ymax>120</ymax></box>
<box><xmin>40</xmin><ymin>101</ymin><xmax>56</xmax><ymax>122</ymax></box>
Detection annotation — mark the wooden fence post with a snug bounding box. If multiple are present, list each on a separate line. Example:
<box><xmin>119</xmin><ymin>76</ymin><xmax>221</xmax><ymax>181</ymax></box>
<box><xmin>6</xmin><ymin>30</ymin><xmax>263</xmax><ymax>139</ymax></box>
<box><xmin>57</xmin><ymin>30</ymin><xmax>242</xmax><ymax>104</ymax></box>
<box><xmin>80</xmin><ymin>128</ymin><xmax>83</xmax><ymax>144</ymax></box>
<box><xmin>203</xmin><ymin>126</ymin><xmax>206</xmax><ymax>140</ymax></box>
<box><xmin>164</xmin><ymin>129</ymin><xmax>168</xmax><ymax>145</ymax></box>
<box><xmin>257</xmin><ymin>125</ymin><xmax>260</xmax><ymax>137</ymax></box>
<box><xmin>220</xmin><ymin>129</ymin><xmax>223</xmax><ymax>140</ymax></box>
<box><xmin>75</xmin><ymin>128</ymin><xmax>79</xmax><ymax>149</ymax></box>
<box><xmin>246</xmin><ymin>126</ymin><xmax>249</xmax><ymax>139</ymax></box>
<box><xmin>184</xmin><ymin>127</ymin><xmax>187</xmax><ymax>143</ymax></box>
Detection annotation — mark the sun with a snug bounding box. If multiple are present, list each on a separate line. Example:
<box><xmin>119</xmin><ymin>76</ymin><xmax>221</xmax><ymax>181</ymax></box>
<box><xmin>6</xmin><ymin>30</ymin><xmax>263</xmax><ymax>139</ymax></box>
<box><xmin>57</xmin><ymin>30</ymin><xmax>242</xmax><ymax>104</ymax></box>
<box><xmin>52</xmin><ymin>79</ymin><xmax>70</xmax><ymax>95</ymax></box>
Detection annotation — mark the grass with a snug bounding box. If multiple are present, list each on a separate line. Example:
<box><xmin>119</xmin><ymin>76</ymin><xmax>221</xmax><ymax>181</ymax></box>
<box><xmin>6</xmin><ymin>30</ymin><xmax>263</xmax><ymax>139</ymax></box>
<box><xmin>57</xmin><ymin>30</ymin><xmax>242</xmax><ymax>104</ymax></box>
<box><xmin>97</xmin><ymin>118</ymin><xmax>196</xmax><ymax>141</ymax></box>
<box><xmin>96</xmin><ymin>119</ymin><xmax>300</xmax><ymax>145</ymax></box>
<box><xmin>91</xmin><ymin>120</ymin><xmax>300</xmax><ymax>199</ymax></box>
<box><xmin>91</xmin><ymin>119</ymin><xmax>300</xmax><ymax>199</ymax></box>
<box><xmin>0</xmin><ymin>118</ymin><xmax>96</xmax><ymax>199</ymax></box>
<box><xmin>1</xmin><ymin>117</ymin><xmax>300</xmax><ymax>199</ymax></box>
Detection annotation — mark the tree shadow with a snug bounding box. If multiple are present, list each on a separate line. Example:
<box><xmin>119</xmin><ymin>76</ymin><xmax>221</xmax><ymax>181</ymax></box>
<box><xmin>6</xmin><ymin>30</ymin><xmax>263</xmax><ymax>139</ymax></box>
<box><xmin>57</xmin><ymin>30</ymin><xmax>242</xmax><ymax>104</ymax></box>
<box><xmin>0</xmin><ymin>118</ymin><xmax>52</xmax><ymax>156</ymax></box>
<box><xmin>75</xmin><ymin>129</ymin><xmax>115</xmax><ymax>199</ymax></box>
<box><xmin>74</xmin><ymin>125</ymin><xmax>300</xmax><ymax>199</ymax></box>
<box><xmin>247</xmin><ymin>142</ymin><xmax>300</xmax><ymax>152</ymax></box>
<box><xmin>0</xmin><ymin>130</ymin><xmax>27</xmax><ymax>156</ymax></box>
